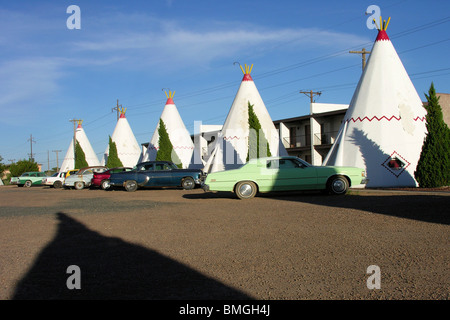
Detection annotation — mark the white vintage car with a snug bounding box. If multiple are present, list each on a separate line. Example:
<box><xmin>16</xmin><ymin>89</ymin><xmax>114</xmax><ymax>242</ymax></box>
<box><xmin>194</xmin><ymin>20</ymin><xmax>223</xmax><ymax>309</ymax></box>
<box><xmin>64</xmin><ymin>166</ymin><xmax>108</xmax><ymax>190</ymax></box>
<box><xmin>42</xmin><ymin>171</ymin><xmax>67</xmax><ymax>188</ymax></box>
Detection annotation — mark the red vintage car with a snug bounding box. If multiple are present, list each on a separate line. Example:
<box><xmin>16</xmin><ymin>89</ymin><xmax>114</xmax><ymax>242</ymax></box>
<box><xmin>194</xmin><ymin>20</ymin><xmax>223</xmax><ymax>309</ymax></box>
<box><xmin>92</xmin><ymin>167</ymin><xmax>132</xmax><ymax>189</ymax></box>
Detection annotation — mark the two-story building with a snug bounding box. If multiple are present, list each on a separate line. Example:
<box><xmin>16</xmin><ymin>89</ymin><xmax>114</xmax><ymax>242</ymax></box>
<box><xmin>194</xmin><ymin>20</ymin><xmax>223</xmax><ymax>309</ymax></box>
<box><xmin>273</xmin><ymin>103</ymin><xmax>348</xmax><ymax>165</ymax></box>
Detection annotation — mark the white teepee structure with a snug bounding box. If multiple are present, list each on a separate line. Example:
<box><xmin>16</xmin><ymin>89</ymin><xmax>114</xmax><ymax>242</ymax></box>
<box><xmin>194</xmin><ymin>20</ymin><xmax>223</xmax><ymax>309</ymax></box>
<box><xmin>101</xmin><ymin>107</ymin><xmax>141</xmax><ymax>168</ymax></box>
<box><xmin>59</xmin><ymin>120</ymin><xmax>101</xmax><ymax>172</ymax></box>
<box><xmin>204</xmin><ymin>64</ymin><xmax>287</xmax><ymax>173</ymax></box>
<box><xmin>323</xmin><ymin>18</ymin><xmax>427</xmax><ymax>187</ymax></box>
<box><xmin>142</xmin><ymin>91</ymin><xmax>194</xmax><ymax>168</ymax></box>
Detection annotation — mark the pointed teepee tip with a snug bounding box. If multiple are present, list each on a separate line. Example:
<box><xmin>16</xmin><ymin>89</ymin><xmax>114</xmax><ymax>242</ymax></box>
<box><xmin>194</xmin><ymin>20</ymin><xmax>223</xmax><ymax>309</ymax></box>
<box><xmin>76</xmin><ymin>120</ymin><xmax>83</xmax><ymax>128</ymax></box>
<box><xmin>164</xmin><ymin>90</ymin><xmax>175</xmax><ymax>104</ymax></box>
<box><xmin>374</xmin><ymin>16</ymin><xmax>391</xmax><ymax>41</ymax></box>
<box><xmin>240</xmin><ymin>63</ymin><xmax>254</xmax><ymax>81</ymax></box>
<box><xmin>119</xmin><ymin>107</ymin><xmax>127</xmax><ymax>118</ymax></box>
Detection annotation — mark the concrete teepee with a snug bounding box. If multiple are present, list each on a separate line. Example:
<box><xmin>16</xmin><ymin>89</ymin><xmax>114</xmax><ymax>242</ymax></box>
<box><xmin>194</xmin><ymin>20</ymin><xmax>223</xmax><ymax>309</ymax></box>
<box><xmin>101</xmin><ymin>107</ymin><xmax>141</xmax><ymax>168</ymax></box>
<box><xmin>323</xmin><ymin>17</ymin><xmax>427</xmax><ymax>187</ymax></box>
<box><xmin>59</xmin><ymin>120</ymin><xmax>101</xmax><ymax>172</ymax></box>
<box><xmin>142</xmin><ymin>91</ymin><xmax>194</xmax><ymax>168</ymax></box>
<box><xmin>204</xmin><ymin>64</ymin><xmax>287</xmax><ymax>173</ymax></box>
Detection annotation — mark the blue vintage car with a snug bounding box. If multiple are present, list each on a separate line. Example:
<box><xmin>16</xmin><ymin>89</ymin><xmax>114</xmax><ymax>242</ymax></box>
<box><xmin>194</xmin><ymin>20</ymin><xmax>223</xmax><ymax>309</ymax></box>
<box><xmin>108</xmin><ymin>161</ymin><xmax>205</xmax><ymax>192</ymax></box>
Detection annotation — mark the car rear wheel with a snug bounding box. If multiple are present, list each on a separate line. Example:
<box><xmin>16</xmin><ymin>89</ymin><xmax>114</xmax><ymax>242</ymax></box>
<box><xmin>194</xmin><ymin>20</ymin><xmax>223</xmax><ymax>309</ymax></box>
<box><xmin>24</xmin><ymin>180</ymin><xmax>32</xmax><ymax>188</ymax></box>
<box><xmin>124</xmin><ymin>180</ymin><xmax>138</xmax><ymax>192</ymax></box>
<box><xmin>181</xmin><ymin>177</ymin><xmax>195</xmax><ymax>190</ymax></box>
<box><xmin>53</xmin><ymin>181</ymin><xmax>62</xmax><ymax>189</ymax></box>
<box><xmin>101</xmin><ymin>180</ymin><xmax>110</xmax><ymax>190</ymax></box>
<box><xmin>74</xmin><ymin>181</ymin><xmax>85</xmax><ymax>190</ymax></box>
<box><xmin>235</xmin><ymin>181</ymin><xmax>258</xmax><ymax>199</ymax></box>
<box><xmin>327</xmin><ymin>176</ymin><xmax>349</xmax><ymax>195</ymax></box>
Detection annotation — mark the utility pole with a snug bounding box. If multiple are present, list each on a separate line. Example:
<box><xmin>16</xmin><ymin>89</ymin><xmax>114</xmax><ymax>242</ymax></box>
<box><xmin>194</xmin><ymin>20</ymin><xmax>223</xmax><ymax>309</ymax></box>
<box><xmin>349</xmin><ymin>48</ymin><xmax>371</xmax><ymax>71</ymax></box>
<box><xmin>69</xmin><ymin>119</ymin><xmax>82</xmax><ymax>166</ymax></box>
<box><xmin>52</xmin><ymin>150</ymin><xmax>62</xmax><ymax>172</ymax></box>
<box><xmin>300</xmin><ymin>90</ymin><xmax>322</xmax><ymax>103</ymax></box>
<box><xmin>112</xmin><ymin>99</ymin><xmax>122</xmax><ymax>121</ymax></box>
<box><xmin>27</xmin><ymin>134</ymin><xmax>36</xmax><ymax>161</ymax></box>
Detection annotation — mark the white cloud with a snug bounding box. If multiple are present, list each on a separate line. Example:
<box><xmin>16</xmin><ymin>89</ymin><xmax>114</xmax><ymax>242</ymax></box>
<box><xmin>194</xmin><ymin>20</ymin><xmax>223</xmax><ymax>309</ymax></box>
<box><xmin>70</xmin><ymin>22</ymin><xmax>369</xmax><ymax>69</ymax></box>
<box><xmin>0</xmin><ymin>9</ymin><xmax>370</xmax><ymax>125</ymax></box>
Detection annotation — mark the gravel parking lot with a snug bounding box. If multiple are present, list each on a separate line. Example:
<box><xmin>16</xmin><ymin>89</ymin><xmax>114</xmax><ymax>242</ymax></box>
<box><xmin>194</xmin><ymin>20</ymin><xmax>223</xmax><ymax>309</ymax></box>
<box><xmin>0</xmin><ymin>185</ymin><xmax>448</xmax><ymax>300</ymax></box>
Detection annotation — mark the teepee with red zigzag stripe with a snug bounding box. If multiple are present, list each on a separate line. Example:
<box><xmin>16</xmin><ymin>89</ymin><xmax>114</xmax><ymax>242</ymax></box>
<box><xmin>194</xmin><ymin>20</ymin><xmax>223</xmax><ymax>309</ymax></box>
<box><xmin>203</xmin><ymin>64</ymin><xmax>287</xmax><ymax>173</ymax></box>
<box><xmin>59</xmin><ymin>120</ymin><xmax>101</xmax><ymax>172</ymax></box>
<box><xmin>323</xmin><ymin>18</ymin><xmax>427</xmax><ymax>187</ymax></box>
<box><xmin>101</xmin><ymin>107</ymin><xmax>141</xmax><ymax>168</ymax></box>
<box><xmin>142</xmin><ymin>91</ymin><xmax>194</xmax><ymax>168</ymax></box>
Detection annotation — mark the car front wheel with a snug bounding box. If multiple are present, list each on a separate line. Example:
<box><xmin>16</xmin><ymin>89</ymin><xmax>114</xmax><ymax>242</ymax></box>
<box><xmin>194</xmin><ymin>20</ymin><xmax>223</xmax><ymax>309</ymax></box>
<box><xmin>124</xmin><ymin>180</ymin><xmax>138</xmax><ymax>192</ymax></box>
<box><xmin>181</xmin><ymin>177</ymin><xmax>195</xmax><ymax>190</ymax></box>
<box><xmin>327</xmin><ymin>176</ymin><xmax>348</xmax><ymax>195</ymax></box>
<box><xmin>74</xmin><ymin>181</ymin><xmax>85</xmax><ymax>190</ymax></box>
<box><xmin>235</xmin><ymin>181</ymin><xmax>257</xmax><ymax>199</ymax></box>
<box><xmin>24</xmin><ymin>180</ymin><xmax>32</xmax><ymax>188</ymax></box>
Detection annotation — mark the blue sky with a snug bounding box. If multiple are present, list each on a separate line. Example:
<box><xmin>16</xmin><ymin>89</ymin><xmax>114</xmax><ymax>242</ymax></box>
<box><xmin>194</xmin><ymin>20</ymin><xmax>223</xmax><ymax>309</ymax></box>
<box><xmin>1</xmin><ymin>0</ymin><xmax>449</xmax><ymax>170</ymax></box>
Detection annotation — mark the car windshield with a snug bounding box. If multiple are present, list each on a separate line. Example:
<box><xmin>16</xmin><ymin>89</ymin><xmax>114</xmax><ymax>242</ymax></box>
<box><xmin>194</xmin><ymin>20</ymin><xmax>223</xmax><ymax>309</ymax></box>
<box><xmin>51</xmin><ymin>172</ymin><xmax>58</xmax><ymax>177</ymax></box>
<box><xmin>168</xmin><ymin>163</ymin><xmax>179</xmax><ymax>170</ymax></box>
<box><xmin>295</xmin><ymin>157</ymin><xmax>311</xmax><ymax>167</ymax></box>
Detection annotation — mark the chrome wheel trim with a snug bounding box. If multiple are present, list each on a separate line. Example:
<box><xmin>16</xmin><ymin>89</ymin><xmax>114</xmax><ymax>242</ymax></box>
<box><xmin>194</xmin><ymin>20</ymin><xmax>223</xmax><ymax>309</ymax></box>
<box><xmin>239</xmin><ymin>183</ymin><xmax>254</xmax><ymax>197</ymax></box>
<box><xmin>184</xmin><ymin>179</ymin><xmax>194</xmax><ymax>189</ymax></box>
<box><xmin>101</xmin><ymin>180</ymin><xmax>110</xmax><ymax>189</ymax></box>
<box><xmin>332</xmin><ymin>179</ymin><xmax>346</xmax><ymax>194</ymax></box>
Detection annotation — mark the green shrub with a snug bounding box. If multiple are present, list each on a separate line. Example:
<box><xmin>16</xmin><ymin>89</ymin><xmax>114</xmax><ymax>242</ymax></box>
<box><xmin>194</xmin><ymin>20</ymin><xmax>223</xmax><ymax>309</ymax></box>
<box><xmin>106</xmin><ymin>136</ymin><xmax>123</xmax><ymax>168</ymax></box>
<box><xmin>9</xmin><ymin>159</ymin><xmax>39</xmax><ymax>177</ymax></box>
<box><xmin>155</xmin><ymin>119</ymin><xmax>182</xmax><ymax>168</ymax></box>
<box><xmin>247</xmin><ymin>101</ymin><xmax>271</xmax><ymax>161</ymax></box>
<box><xmin>75</xmin><ymin>140</ymin><xmax>89</xmax><ymax>169</ymax></box>
<box><xmin>414</xmin><ymin>83</ymin><xmax>450</xmax><ymax>187</ymax></box>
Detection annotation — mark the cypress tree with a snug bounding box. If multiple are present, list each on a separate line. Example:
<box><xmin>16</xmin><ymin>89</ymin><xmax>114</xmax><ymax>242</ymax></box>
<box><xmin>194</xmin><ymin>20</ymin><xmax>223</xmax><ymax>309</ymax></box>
<box><xmin>247</xmin><ymin>101</ymin><xmax>271</xmax><ymax>162</ymax></box>
<box><xmin>106</xmin><ymin>136</ymin><xmax>123</xmax><ymax>168</ymax></box>
<box><xmin>414</xmin><ymin>83</ymin><xmax>450</xmax><ymax>187</ymax></box>
<box><xmin>155</xmin><ymin>119</ymin><xmax>182</xmax><ymax>168</ymax></box>
<box><xmin>75</xmin><ymin>140</ymin><xmax>89</xmax><ymax>169</ymax></box>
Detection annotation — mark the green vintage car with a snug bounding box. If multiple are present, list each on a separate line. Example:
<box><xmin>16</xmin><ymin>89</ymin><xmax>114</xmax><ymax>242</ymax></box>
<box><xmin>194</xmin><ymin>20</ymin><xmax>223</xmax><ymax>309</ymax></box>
<box><xmin>12</xmin><ymin>171</ymin><xmax>47</xmax><ymax>187</ymax></box>
<box><xmin>202</xmin><ymin>156</ymin><xmax>367</xmax><ymax>199</ymax></box>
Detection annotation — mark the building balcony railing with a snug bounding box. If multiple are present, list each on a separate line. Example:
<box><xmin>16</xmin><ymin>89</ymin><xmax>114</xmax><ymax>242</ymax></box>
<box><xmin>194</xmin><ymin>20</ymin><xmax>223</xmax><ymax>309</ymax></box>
<box><xmin>314</xmin><ymin>131</ymin><xmax>339</xmax><ymax>145</ymax></box>
<box><xmin>283</xmin><ymin>131</ymin><xmax>339</xmax><ymax>149</ymax></box>
<box><xmin>283</xmin><ymin>135</ymin><xmax>309</xmax><ymax>148</ymax></box>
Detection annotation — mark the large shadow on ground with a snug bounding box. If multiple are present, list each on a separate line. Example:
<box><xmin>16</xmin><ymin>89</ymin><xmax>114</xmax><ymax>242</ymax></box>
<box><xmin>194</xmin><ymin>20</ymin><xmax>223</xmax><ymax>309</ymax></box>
<box><xmin>263</xmin><ymin>192</ymin><xmax>449</xmax><ymax>225</ymax></box>
<box><xmin>12</xmin><ymin>213</ymin><xmax>251</xmax><ymax>300</ymax></box>
<box><xmin>186</xmin><ymin>191</ymin><xmax>449</xmax><ymax>225</ymax></box>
